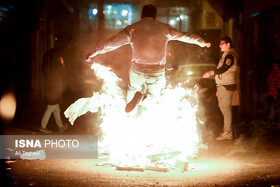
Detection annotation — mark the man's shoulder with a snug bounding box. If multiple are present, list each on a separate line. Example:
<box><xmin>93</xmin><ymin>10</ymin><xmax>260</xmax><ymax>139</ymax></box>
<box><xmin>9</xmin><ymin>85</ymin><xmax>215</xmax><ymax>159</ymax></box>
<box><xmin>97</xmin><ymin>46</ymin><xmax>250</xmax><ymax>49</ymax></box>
<box><xmin>227</xmin><ymin>49</ymin><xmax>238</xmax><ymax>58</ymax></box>
<box><xmin>224</xmin><ymin>54</ymin><xmax>234</xmax><ymax>59</ymax></box>
<box><xmin>154</xmin><ymin>19</ymin><xmax>171</xmax><ymax>27</ymax></box>
<box><xmin>130</xmin><ymin>18</ymin><xmax>169</xmax><ymax>27</ymax></box>
<box><xmin>124</xmin><ymin>18</ymin><xmax>172</xmax><ymax>35</ymax></box>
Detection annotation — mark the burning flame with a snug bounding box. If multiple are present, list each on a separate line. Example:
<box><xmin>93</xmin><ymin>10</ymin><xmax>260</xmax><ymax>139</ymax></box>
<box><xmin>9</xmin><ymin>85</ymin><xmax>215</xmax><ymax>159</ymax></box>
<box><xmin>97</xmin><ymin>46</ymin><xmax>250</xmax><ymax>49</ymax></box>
<box><xmin>65</xmin><ymin>63</ymin><xmax>203</xmax><ymax>168</ymax></box>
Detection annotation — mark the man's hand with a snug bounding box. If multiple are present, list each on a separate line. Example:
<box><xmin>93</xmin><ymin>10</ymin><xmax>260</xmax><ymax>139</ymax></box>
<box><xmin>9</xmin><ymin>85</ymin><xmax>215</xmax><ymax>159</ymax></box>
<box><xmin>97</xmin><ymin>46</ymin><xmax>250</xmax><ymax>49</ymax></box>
<box><xmin>203</xmin><ymin>71</ymin><xmax>211</xmax><ymax>78</ymax></box>
<box><xmin>86</xmin><ymin>51</ymin><xmax>99</xmax><ymax>62</ymax></box>
<box><xmin>86</xmin><ymin>53</ymin><xmax>93</xmax><ymax>63</ymax></box>
<box><xmin>204</xmin><ymin>43</ymin><xmax>211</xmax><ymax>48</ymax></box>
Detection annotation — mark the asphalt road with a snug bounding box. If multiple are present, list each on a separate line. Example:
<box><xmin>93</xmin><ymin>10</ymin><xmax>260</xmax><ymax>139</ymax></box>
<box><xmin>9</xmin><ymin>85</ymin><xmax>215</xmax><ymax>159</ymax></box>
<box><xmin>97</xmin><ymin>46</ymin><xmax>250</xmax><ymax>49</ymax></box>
<box><xmin>1</xmin><ymin>118</ymin><xmax>280</xmax><ymax>187</ymax></box>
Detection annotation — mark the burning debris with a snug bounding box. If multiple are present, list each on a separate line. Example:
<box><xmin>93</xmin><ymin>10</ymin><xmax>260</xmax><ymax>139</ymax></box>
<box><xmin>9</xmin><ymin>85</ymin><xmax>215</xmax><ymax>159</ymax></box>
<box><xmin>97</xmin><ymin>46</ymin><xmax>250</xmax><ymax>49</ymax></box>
<box><xmin>96</xmin><ymin>161</ymin><xmax>188</xmax><ymax>173</ymax></box>
<box><xmin>116</xmin><ymin>166</ymin><xmax>145</xmax><ymax>172</ymax></box>
<box><xmin>64</xmin><ymin>63</ymin><xmax>205</xmax><ymax>171</ymax></box>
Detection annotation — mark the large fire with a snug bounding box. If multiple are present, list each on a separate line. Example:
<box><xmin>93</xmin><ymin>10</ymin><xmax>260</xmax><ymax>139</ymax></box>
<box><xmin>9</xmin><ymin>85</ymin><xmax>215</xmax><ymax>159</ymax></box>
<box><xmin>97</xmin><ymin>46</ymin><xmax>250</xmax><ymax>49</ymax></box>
<box><xmin>65</xmin><ymin>63</ymin><xmax>204</xmax><ymax>169</ymax></box>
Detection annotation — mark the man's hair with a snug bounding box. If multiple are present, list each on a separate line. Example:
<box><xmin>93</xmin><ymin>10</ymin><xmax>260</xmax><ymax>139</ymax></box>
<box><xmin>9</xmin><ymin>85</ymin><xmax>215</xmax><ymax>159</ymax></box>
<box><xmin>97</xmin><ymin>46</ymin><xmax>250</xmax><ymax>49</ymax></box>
<box><xmin>221</xmin><ymin>36</ymin><xmax>233</xmax><ymax>48</ymax></box>
<box><xmin>142</xmin><ymin>4</ymin><xmax>157</xmax><ymax>19</ymax></box>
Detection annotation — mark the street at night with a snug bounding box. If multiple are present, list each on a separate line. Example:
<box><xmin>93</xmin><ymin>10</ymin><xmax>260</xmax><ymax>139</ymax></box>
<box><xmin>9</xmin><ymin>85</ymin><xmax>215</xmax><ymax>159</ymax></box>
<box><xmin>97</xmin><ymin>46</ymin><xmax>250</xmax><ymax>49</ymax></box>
<box><xmin>1</xmin><ymin>0</ymin><xmax>280</xmax><ymax>186</ymax></box>
<box><xmin>1</xmin><ymin>119</ymin><xmax>280</xmax><ymax>186</ymax></box>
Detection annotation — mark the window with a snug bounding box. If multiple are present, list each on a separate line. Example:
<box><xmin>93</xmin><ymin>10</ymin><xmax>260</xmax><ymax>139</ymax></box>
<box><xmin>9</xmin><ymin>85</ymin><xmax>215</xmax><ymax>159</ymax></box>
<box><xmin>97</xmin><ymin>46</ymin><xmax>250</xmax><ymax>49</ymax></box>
<box><xmin>87</xmin><ymin>3</ymin><xmax>98</xmax><ymax>28</ymax></box>
<box><xmin>157</xmin><ymin>7</ymin><xmax>190</xmax><ymax>32</ymax></box>
<box><xmin>104</xmin><ymin>4</ymin><xmax>132</xmax><ymax>29</ymax></box>
<box><xmin>85</xmin><ymin>3</ymin><xmax>135</xmax><ymax>30</ymax></box>
<box><xmin>0</xmin><ymin>6</ymin><xmax>10</xmax><ymax>23</ymax></box>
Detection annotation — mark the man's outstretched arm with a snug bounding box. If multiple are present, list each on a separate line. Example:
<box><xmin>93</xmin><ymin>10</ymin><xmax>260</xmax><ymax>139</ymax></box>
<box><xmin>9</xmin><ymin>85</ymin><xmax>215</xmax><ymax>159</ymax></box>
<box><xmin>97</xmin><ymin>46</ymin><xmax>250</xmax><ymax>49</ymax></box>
<box><xmin>167</xmin><ymin>26</ymin><xmax>211</xmax><ymax>48</ymax></box>
<box><xmin>86</xmin><ymin>29</ymin><xmax>130</xmax><ymax>62</ymax></box>
<box><xmin>203</xmin><ymin>55</ymin><xmax>234</xmax><ymax>78</ymax></box>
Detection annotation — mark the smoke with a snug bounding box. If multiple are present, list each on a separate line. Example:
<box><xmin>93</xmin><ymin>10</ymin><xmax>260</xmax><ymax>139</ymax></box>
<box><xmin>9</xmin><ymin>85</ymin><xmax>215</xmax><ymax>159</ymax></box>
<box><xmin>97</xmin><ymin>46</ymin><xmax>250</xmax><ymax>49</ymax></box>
<box><xmin>225</xmin><ymin>120</ymin><xmax>270</xmax><ymax>157</ymax></box>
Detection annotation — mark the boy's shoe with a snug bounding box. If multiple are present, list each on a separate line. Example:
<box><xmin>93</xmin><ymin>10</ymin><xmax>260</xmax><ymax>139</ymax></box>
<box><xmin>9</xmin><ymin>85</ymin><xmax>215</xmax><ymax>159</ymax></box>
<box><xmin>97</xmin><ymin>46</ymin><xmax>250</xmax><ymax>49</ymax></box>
<box><xmin>39</xmin><ymin>127</ymin><xmax>52</xmax><ymax>134</ymax></box>
<box><xmin>59</xmin><ymin>124</ymin><xmax>68</xmax><ymax>132</ymax></box>
<box><xmin>125</xmin><ymin>91</ymin><xmax>144</xmax><ymax>113</ymax></box>
<box><xmin>216</xmin><ymin>133</ymin><xmax>233</xmax><ymax>140</ymax></box>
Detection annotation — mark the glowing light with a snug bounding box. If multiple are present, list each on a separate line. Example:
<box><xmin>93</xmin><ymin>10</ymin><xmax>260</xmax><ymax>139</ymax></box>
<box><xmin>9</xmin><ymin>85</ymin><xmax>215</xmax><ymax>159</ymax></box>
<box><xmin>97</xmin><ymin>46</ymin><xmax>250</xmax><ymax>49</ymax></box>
<box><xmin>0</xmin><ymin>92</ymin><xmax>17</xmax><ymax>120</ymax></box>
<box><xmin>121</xmin><ymin>10</ymin><xmax>128</xmax><ymax>17</ymax></box>
<box><xmin>107</xmin><ymin>5</ymin><xmax>112</xmax><ymax>10</ymax></box>
<box><xmin>116</xmin><ymin>20</ymin><xmax>122</xmax><ymax>25</ymax></box>
<box><xmin>92</xmin><ymin>8</ymin><xmax>98</xmax><ymax>15</ymax></box>
<box><xmin>187</xmin><ymin>71</ymin><xmax>193</xmax><ymax>75</ymax></box>
<box><xmin>169</xmin><ymin>19</ymin><xmax>176</xmax><ymax>26</ymax></box>
<box><xmin>180</xmin><ymin>15</ymin><xmax>188</xmax><ymax>20</ymax></box>
<box><xmin>65</xmin><ymin>63</ymin><xmax>204</xmax><ymax>168</ymax></box>
<box><xmin>176</xmin><ymin>17</ymin><xmax>180</xmax><ymax>21</ymax></box>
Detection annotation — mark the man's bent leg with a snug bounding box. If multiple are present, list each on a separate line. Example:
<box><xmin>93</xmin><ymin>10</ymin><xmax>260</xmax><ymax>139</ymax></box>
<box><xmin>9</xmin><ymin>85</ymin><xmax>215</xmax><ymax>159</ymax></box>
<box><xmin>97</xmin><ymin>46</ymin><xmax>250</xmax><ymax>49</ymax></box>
<box><xmin>146</xmin><ymin>72</ymin><xmax>166</xmax><ymax>103</ymax></box>
<box><xmin>127</xmin><ymin>69</ymin><xmax>145</xmax><ymax>103</ymax></box>
<box><xmin>126</xmin><ymin>68</ymin><xmax>146</xmax><ymax>113</ymax></box>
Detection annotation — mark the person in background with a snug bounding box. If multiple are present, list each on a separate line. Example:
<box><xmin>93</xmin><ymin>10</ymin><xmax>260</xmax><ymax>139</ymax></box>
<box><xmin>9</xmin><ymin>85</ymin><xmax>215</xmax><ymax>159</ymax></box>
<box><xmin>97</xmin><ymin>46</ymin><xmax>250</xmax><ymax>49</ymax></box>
<box><xmin>86</xmin><ymin>4</ymin><xmax>211</xmax><ymax>113</ymax></box>
<box><xmin>40</xmin><ymin>47</ymin><xmax>68</xmax><ymax>133</ymax></box>
<box><xmin>203</xmin><ymin>36</ymin><xmax>238</xmax><ymax>140</ymax></box>
<box><xmin>264</xmin><ymin>60</ymin><xmax>280</xmax><ymax>126</ymax></box>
